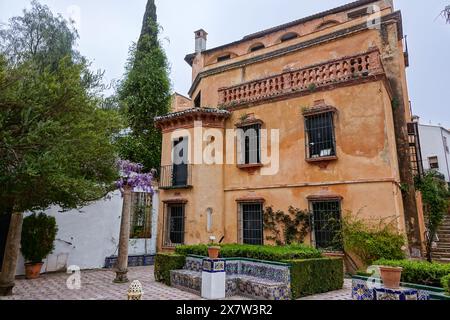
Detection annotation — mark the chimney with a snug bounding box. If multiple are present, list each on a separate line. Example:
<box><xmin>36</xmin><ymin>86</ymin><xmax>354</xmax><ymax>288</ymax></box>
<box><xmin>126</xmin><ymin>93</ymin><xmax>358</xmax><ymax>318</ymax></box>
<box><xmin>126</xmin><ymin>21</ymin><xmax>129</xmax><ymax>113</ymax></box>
<box><xmin>194</xmin><ymin>29</ymin><xmax>208</xmax><ymax>53</ymax></box>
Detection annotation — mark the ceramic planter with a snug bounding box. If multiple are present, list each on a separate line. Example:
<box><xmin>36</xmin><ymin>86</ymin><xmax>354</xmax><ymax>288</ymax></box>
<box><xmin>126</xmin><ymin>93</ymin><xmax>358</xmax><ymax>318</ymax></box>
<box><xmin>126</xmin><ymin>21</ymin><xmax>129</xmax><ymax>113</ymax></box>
<box><xmin>207</xmin><ymin>246</ymin><xmax>221</xmax><ymax>259</ymax></box>
<box><xmin>25</xmin><ymin>262</ymin><xmax>44</xmax><ymax>280</ymax></box>
<box><xmin>379</xmin><ymin>266</ymin><xmax>403</xmax><ymax>289</ymax></box>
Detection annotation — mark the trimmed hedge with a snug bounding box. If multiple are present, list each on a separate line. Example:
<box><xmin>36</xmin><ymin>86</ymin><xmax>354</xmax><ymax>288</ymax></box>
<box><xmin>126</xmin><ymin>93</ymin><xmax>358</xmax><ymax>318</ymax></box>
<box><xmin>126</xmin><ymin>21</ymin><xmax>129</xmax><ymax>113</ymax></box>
<box><xmin>174</xmin><ymin>244</ymin><xmax>322</xmax><ymax>262</ymax></box>
<box><xmin>285</xmin><ymin>258</ymin><xmax>344</xmax><ymax>299</ymax></box>
<box><xmin>374</xmin><ymin>259</ymin><xmax>450</xmax><ymax>287</ymax></box>
<box><xmin>441</xmin><ymin>274</ymin><xmax>450</xmax><ymax>296</ymax></box>
<box><xmin>154</xmin><ymin>253</ymin><xmax>186</xmax><ymax>285</ymax></box>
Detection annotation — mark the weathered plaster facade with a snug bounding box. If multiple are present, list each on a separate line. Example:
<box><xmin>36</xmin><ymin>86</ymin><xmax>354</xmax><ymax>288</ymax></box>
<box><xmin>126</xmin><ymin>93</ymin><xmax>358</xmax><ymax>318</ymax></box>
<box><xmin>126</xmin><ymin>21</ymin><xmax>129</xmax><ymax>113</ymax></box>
<box><xmin>155</xmin><ymin>0</ymin><xmax>422</xmax><ymax>255</ymax></box>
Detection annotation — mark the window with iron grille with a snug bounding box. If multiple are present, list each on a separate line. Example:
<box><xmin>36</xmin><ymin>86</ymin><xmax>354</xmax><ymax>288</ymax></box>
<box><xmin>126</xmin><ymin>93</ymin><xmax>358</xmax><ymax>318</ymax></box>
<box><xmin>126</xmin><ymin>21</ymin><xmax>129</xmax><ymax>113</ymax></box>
<box><xmin>305</xmin><ymin>112</ymin><xmax>336</xmax><ymax>159</ymax></box>
<box><xmin>239</xmin><ymin>124</ymin><xmax>261</xmax><ymax>165</ymax></box>
<box><xmin>164</xmin><ymin>204</ymin><xmax>185</xmax><ymax>246</ymax></box>
<box><xmin>240</xmin><ymin>203</ymin><xmax>263</xmax><ymax>245</ymax></box>
<box><xmin>172</xmin><ymin>137</ymin><xmax>188</xmax><ymax>187</ymax></box>
<box><xmin>429</xmin><ymin>156</ymin><xmax>439</xmax><ymax>170</ymax></box>
<box><xmin>130</xmin><ymin>192</ymin><xmax>152</xmax><ymax>239</ymax></box>
<box><xmin>311</xmin><ymin>200</ymin><xmax>343</xmax><ymax>251</ymax></box>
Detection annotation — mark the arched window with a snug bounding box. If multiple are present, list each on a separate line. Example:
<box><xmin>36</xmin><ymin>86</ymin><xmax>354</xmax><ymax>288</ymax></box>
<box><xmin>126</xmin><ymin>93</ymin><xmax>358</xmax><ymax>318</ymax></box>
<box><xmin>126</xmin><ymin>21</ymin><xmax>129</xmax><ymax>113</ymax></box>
<box><xmin>316</xmin><ymin>20</ymin><xmax>339</xmax><ymax>31</ymax></box>
<box><xmin>249</xmin><ymin>43</ymin><xmax>265</xmax><ymax>53</ymax></box>
<box><xmin>280</xmin><ymin>32</ymin><xmax>299</xmax><ymax>43</ymax></box>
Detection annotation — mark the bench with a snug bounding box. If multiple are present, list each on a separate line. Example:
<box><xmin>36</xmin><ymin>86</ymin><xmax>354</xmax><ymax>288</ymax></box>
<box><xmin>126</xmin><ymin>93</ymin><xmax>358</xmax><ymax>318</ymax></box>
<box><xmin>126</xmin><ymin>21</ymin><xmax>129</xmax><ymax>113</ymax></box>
<box><xmin>170</xmin><ymin>256</ymin><xmax>291</xmax><ymax>300</ymax></box>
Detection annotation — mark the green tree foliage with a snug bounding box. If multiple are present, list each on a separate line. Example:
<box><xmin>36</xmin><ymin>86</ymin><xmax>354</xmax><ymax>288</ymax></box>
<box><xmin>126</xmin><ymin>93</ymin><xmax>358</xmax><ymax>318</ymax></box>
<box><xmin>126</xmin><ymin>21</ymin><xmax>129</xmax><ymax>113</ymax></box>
<box><xmin>21</xmin><ymin>213</ymin><xmax>58</xmax><ymax>263</ymax></box>
<box><xmin>0</xmin><ymin>1</ymin><xmax>122</xmax><ymax>215</ymax></box>
<box><xmin>340</xmin><ymin>212</ymin><xmax>406</xmax><ymax>266</ymax></box>
<box><xmin>415</xmin><ymin>170</ymin><xmax>450</xmax><ymax>262</ymax></box>
<box><xmin>116</xmin><ymin>0</ymin><xmax>171</xmax><ymax>172</ymax></box>
<box><xmin>0</xmin><ymin>0</ymin><xmax>78</xmax><ymax>68</ymax></box>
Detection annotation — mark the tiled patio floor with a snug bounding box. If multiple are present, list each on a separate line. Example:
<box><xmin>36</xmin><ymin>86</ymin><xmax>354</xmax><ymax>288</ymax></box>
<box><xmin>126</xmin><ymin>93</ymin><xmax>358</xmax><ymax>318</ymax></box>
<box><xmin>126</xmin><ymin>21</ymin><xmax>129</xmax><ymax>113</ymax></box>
<box><xmin>0</xmin><ymin>266</ymin><xmax>352</xmax><ymax>300</ymax></box>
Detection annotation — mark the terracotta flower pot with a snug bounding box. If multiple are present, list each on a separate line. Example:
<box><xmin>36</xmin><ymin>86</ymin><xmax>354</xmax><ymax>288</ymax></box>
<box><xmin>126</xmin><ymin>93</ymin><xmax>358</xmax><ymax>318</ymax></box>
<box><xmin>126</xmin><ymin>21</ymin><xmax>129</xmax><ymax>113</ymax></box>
<box><xmin>379</xmin><ymin>266</ymin><xmax>403</xmax><ymax>289</ymax></box>
<box><xmin>25</xmin><ymin>262</ymin><xmax>44</xmax><ymax>280</ymax></box>
<box><xmin>207</xmin><ymin>246</ymin><xmax>221</xmax><ymax>259</ymax></box>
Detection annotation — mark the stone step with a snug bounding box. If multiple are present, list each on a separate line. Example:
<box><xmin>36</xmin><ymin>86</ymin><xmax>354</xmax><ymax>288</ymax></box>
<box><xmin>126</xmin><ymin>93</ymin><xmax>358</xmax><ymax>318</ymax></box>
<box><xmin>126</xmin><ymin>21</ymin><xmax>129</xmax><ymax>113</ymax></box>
<box><xmin>433</xmin><ymin>242</ymin><xmax>450</xmax><ymax>252</ymax></box>
<box><xmin>432</xmin><ymin>253</ymin><xmax>450</xmax><ymax>260</ymax></box>
<box><xmin>433</xmin><ymin>258</ymin><xmax>450</xmax><ymax>264</ymax></box>
<box><xmin>433</xmin><ymin>247</ymin><xmax>450</xmax><ymax>254</ymax></box>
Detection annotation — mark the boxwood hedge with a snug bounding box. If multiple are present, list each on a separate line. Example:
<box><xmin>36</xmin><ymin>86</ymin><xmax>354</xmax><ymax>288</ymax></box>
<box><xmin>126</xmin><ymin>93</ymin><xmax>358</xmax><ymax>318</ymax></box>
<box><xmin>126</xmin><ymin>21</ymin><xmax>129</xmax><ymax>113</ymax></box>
<box><xmin>174</xmin><ymin>244</ymin><xmax>322</xmax><ymax>262</ymax></box>
<box><xmin>285</xmin><ymin>257</ymin><xmax>344</xmax><ymax>299</ymax></box>
<box><xmin>442</xmin><ymin>274</ymin><xmax>450</xmax><ymax>296</ymax></box>
<box><xmin>374</xmin><ymin>259</ymin><xmax>450</xmax><ymax>287</ymax></box>
<box><xmin>154</xmin><ymin>253</ymin><xmax>186</xmax><ymax>285</ymax></box>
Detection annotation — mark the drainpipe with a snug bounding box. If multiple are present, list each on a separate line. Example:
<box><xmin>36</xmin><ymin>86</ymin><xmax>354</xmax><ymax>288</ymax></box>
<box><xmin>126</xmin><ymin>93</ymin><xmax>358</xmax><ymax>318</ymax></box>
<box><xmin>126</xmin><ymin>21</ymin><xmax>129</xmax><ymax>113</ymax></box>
<box><xmin>441</xmin><ymin>128</ymin><xmax>450</xmax><ymax>182</ymax></box>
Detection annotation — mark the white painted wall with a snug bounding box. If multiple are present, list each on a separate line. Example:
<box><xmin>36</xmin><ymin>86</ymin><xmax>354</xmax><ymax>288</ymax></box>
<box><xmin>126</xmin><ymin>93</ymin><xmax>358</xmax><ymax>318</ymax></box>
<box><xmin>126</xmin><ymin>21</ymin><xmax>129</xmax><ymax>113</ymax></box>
<box><xmin>15</xmin><ymin>190</ymin><xmax>159</xmax><ymax>276</ymax></box>
<box><xmin>419</xmin><ymin>124</ymin><xmax>450</xmax><ymax>182</ymax></box>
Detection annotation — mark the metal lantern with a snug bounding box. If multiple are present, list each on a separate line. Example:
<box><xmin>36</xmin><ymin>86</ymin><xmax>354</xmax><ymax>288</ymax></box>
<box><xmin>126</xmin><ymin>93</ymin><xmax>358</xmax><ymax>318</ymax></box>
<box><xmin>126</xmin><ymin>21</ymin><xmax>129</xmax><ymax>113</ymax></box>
<box><xmin>127</xmin><ymin>280</ymin><xmax>143</xmax><ymax>300</ymax></box>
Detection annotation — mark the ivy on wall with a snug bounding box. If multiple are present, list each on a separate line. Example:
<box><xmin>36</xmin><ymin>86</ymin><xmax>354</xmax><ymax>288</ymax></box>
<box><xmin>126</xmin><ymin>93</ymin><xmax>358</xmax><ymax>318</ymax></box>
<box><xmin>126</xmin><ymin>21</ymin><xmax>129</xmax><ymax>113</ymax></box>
<box><xmin>263</xmin><ymin>206</ymin><xmax>311</xmax><ymax>245</ymax></box>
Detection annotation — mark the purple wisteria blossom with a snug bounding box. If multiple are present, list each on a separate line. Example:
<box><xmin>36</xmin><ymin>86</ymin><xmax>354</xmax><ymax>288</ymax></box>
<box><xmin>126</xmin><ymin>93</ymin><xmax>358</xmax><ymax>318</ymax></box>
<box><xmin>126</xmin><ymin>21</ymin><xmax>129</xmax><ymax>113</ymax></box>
<box><xmin>116</xmin><ymin>160</ymin><xmax>154</xmax><ymax>194</ymax></box>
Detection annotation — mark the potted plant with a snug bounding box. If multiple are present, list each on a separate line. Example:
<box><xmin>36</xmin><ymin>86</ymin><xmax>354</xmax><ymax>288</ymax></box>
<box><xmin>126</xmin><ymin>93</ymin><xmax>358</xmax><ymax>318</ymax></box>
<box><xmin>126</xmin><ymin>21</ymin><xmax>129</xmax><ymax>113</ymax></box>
<box><xmin>207</xmin><ymin>236</ymin><xmax>221</xmax><ymax>259</ymax></box>
<box><xmin>21</xmin><ymin>213</ymin><xmax>58</xmax><ymax>279</ymax></box>
<box><xmin>379</xmin><ymin>266</ymin><xmax>403</xmax><ymax>289</ymax></box>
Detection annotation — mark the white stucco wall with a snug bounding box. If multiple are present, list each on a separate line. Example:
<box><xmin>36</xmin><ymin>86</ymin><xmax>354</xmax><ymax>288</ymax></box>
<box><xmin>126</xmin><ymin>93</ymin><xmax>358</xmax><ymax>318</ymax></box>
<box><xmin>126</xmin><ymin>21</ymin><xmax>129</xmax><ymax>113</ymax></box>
<box><xmin>15</xmin><ymin>190</ymin><xmax>159</xmax><ymax>276</ymax></box>
<box><xmin>419</xmin><ymin>124</ymin><xmax>450</xmax><ymax>182</ymax></box>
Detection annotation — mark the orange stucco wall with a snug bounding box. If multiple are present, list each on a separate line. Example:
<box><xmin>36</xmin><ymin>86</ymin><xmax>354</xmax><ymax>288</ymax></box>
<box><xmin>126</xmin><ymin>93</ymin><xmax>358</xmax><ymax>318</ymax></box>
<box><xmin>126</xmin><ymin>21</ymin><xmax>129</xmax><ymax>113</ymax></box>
<box><xmin>156</xmin><ymin>0</ymin><xmax>419</xmax><ymax>251</ymax></box>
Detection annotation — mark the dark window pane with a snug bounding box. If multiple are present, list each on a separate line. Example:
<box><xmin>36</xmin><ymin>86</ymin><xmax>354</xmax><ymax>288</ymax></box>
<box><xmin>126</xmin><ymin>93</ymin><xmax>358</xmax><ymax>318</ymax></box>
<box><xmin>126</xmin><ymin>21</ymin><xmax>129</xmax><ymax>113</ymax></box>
<box><xmin>312</xmin><ymin>201</ymin><xmax>342</xmax><ymax>250</ymax></box>
<box><xmin>130</xmin><ymin>192</ymin><xmax>152</xmax><ymax>239</ymax></box>
<box><xmin>242</xmin><ymin>124</ymin><xmax>261</xmax><ymax>164</ymax></box>
<box><xmin>168</xmin><ymin>204</ymin><xmax>184</xmax><ymax>245</ymax></box>
<box><xmin>242</xmin><ymin>203</ymin><xmax>263</xmax><ymax>245</ymax></box>
<box><xmin>172</xmin><ymin>137</ymin><xmax>188</xmax><ymax>186</ymax></box>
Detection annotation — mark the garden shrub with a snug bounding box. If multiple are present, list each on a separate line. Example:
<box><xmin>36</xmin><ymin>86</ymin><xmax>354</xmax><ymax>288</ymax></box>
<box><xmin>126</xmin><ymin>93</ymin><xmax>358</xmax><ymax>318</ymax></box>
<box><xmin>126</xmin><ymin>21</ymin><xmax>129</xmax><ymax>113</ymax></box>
<box><xmin>441</xmin><ymin>274</ymin><xmax>450</xmax><ymax>296</ymax></box>
<box><xmin>374</xmin><ymin>259</ymin><xmax>450</xmax><ymax>287</ymax></box>
<box><xmin>285</xmin><ymin>258</ymin><xmax>344</xmax><ymax>299</ymax></box>
<box><xmin>21</xmin><ymin>213</ymin><xmax>58</xmax><ymax>263</ymax></box>
<box><xmin>341</xmin><ymin>213</ymin><xmax>406</xmax><ymax>266</ymax></box>
<box><xmin>175</xmin><ymin>244</ymin><xmax>322</xmax><ymax>262</ymax></box>
<box><xmin>154</xmin><ymin>253</ymin><xmax>186</xmax><ymax>285</ymax></box>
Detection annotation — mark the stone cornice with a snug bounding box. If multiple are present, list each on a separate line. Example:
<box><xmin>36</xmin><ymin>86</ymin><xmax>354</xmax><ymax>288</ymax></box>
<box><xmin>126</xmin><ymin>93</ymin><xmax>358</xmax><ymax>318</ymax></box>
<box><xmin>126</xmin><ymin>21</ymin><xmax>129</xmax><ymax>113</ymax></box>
<box><xmin>187</xmin><ymin>11</ymin><xmax>403</xmax><ymax>97</ymax></box>
<box><xmin>154</xmin><ymin>107</ymin><xmax>231</xmax><ymax>133</ymax></box>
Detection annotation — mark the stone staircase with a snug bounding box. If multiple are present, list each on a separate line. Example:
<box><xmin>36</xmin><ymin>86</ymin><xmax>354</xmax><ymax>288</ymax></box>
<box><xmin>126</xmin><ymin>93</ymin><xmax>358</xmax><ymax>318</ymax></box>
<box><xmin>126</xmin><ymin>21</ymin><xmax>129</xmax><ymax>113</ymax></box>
<box><xmin>432</xmin><ymin>213</ymin><xmax>450</xmax><ymax>263</ymax></box>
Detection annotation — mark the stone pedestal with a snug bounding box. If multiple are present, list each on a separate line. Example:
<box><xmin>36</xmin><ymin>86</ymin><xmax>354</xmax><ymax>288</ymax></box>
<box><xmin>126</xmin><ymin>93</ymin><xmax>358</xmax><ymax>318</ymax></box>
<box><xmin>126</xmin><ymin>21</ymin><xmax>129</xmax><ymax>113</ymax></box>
<box><xmin>374</xmin><ymin>287</ymin><xmax>418</xmax><ymax>300</ymax></box>
<box><xmin>201</xmin><ymin>258</ymin><xmax>226</xmax><ymax>300</ymax></box>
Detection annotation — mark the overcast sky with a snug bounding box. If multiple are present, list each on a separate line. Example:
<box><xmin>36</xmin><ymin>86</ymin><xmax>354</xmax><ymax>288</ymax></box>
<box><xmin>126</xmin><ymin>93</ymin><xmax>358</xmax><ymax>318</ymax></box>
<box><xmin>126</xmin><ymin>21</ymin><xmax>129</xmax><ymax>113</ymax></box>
<box><xmin>1</xmin><ymin>0</ymin><xmax>449</xmax><ymax>128</ymax></box>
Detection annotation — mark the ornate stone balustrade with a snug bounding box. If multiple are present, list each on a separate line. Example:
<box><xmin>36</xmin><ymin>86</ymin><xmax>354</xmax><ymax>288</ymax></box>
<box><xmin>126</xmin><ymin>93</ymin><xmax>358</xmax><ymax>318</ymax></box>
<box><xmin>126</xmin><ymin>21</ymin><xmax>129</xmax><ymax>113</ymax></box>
<box><xmin>218</xmin><ymin>48</ymin><xmax>384</xmax><ymax>108</ymax></box>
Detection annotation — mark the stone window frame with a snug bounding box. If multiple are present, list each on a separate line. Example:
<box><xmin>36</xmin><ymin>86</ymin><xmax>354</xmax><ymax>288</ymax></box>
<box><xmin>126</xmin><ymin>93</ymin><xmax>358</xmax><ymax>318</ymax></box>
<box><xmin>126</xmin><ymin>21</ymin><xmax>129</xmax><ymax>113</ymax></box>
<box><xmin>235</xmin><ymin>119</ymin><xmax>264</xmax><ymax>170</ymax></box>
<box><xmin>428</xmin><ymin>156</ymin><xmax>439</xmax><ymax>170</ymax></box>
<box><xmin>129</xmin><ymin>192</ymin><xmax>152</xmax><ymax>239</ymax></box>
<box><xmin>162</xmin><ymin>199</ymin><xmax>187</xmax><ymax>248</ymax></box>
<box><xmin>307</xmin><ymin>195</ymin><xmax>343</xmax><ymax>251</ymax></box>
<box><xmin>236</xmin><ymin>198</ymin><xmax>265</xmax><ymax>245</ymax></box>
<box><xmin>302</xmin><ymin>103</ymin><xmax>338</xmax><ymax>164</ymax></box>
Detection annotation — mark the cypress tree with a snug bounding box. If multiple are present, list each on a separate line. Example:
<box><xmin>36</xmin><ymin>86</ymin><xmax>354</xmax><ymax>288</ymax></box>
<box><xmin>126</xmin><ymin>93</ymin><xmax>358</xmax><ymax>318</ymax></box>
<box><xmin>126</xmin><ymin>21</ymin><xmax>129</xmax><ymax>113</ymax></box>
<box><xmin>117</xmin><ymin>0</ymin><xmax>171</xmax><ymax>172</ymax></box>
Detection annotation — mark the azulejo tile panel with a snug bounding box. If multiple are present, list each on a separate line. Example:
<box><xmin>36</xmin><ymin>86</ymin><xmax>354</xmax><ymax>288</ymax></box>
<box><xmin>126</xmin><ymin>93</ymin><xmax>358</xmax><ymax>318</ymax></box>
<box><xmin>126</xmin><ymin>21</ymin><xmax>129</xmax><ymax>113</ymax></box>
<box><xmin>374</xmin><ymin>288</ymin><xmax>418</xmax><ymax>301</ymax></box>
<box><xmin>104</xmin><ymin>254</ymin><xmax>154</xmax><ymax>269</ymax></box>
<box><xmin>202</xmin><ymin>259</ymin><xmax>226</xmax><ymax>273</ymax></box>
<box><xmin>173</xmin><ymin>256</ymin><xmax>291</xmax><ymax>300</ymax></box>
<box><xmin>351</xmin><ymin>278</ymin><xmax>430</xmax><ymax>301</ymax></box>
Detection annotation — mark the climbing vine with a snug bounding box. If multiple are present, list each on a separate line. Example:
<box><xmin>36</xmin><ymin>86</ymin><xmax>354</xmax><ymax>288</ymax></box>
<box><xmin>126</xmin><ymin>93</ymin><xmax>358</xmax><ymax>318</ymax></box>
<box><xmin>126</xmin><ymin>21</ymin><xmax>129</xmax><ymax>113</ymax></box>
<box><xmin>263</xmin><ymin>206</ymin><xmax>311</xmax><ymax>245</ymax></box>
<box><xmin>415</xmin><ymin>170</ymin><xmax>450</xmax><ymax>262</ymax></box>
